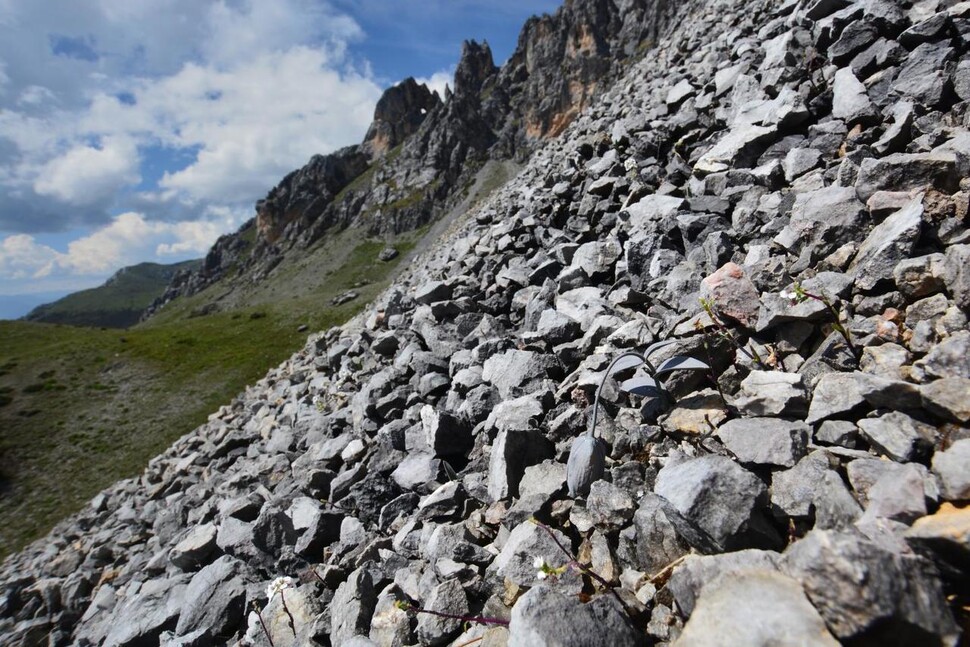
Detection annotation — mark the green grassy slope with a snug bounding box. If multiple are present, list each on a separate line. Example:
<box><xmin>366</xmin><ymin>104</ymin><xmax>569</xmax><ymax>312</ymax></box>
<box><xmin>0</xmin><ymin>230</ymin><xmax>418</xmax><ymax>559</ymax></box>
<box><xmin>24</xmin><ymin>260</ymin><xmax>202</xmax><ymax>329</ymax></box>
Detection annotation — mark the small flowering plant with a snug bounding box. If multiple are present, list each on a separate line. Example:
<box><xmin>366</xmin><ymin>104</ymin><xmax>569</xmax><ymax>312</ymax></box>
<box><xmin>266</xmin><ymin>576</ymin><xmax>295</xmax><ymax>599</ymax></box>
<box><xmin>781</xmin><ymin>282</ymin><xmax>858</xmax><ymax>358</ymax></box>
<box><xmin>533</xmin><ymin>555</ymin><xmax>567</xmax><ymax>581</ymax></box>
<box><xmin>312</xmin><ymin>395</ymin><xmax>324</xmax><ymax>412</ymax></box>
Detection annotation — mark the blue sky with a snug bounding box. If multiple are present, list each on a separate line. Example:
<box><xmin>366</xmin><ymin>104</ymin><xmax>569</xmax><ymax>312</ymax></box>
<box><xmin>0</xmin><ymin>0</ymin><xmax>559</xmax><ymax>317</ymax></box>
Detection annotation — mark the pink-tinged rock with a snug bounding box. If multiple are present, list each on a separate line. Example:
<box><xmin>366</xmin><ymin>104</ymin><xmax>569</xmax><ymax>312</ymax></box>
<box><xmin>701</xmin><ymin>262</ymin><xmax>761</xmax><ymax>328</ymax></box>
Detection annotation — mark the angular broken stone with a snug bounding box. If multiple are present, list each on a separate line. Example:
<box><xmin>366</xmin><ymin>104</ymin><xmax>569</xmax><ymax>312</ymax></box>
<box><xmin>175</xmin><ymin>555</ymin><xmax>247</xmax><ymax>638</ymax></box>
<box><xmin>676</xmin><ymin>570</ymin><xmax>839</xmax><ymax>647</ymax></box>
<box><xmin>932</xmin><ymin>439</ymin><xmax>970</xmax><ymax>501</ymax></box>
<box><xmin>855</xmin><ymin>151</ymin><xmax>960</xmax><ymax>202</ymax></box>
<box><xmin>666</xmin><ymin>550</ymin><xmax>781</xmax><ymax>617</ymax></box>
<box><xmin>654</xmin><ymin>454</ymin><xmax>778</xmax><ymax>550</ymax></box>
<box><xmin>717</xmin><ymin>417</ymin><xmax>809</xmax><ymax>468</ymax></box>
<box><xmin>857</xmin><ymin>411</ymin><xmax>936</xmax><ymax>463</ymax></box>
<box><xmin>507</xmin><ymin>585</ymin><xmax>638</xmax><ymax>647</ymax></box>
<box><xmin>732</xmin><ymin>370</ymin><xmax>809</xmax><ymax>417</ymax></box>
<box><xmin>416</xmin><ymin>579</ymin><xmax>468</xmax><ymax>646</ymax></box>
<box><xmin>781</xmin><ymin>530</ymin><xmax>959</xmax><ymax>642</ymax></box>
<box><xmin>831</xmin><ymin>67</ymin><xmax>876</xmax><ymax>125</ymax></box>
<box><xmin>848</xmin><ymin>195</ymin><xmax>922</xmax><ymax>292</ymax></box>
<box><xmin>921</xmin><ymin>378</ymin><xmax>970</xmax><ymax>424</ymax></box>
<box><xmin>414</xmin><ymin>281</ymin><xmax>453</xmax><ymax>305</ymax></box>
<box><xmin>585</xmin><ymin>480</ymin><xmax>635</xmax><ymax>528</ymax></box>
<box><xmin>905</xmin><ymin>503</ymin><xmax>970</xmax><ymax>574</ymax></box>
<box><xmin>700</xmin><ymin>262</ymin><xmax>761</xmax><ymax>328</ymax></box>
<box><xmin>771</xmin><ymin>451</ymin><xmax>862</xmax><ymax>529</ymax></box>
<box><xmin>488</xmin><ymin>427</ymin><xmax>554</xmax><ymax>501</ymax></box>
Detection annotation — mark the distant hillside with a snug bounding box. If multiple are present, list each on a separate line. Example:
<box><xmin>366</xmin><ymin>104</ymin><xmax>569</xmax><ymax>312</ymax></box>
<box><xmin>23</xmin><ymin>260</ymin><xmax>201</xmax><ymax>328</ymax></box>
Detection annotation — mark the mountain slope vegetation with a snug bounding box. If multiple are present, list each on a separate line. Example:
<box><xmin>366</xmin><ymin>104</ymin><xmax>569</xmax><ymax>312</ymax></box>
<box><xmin>23</xmin><ymin>260</ymin><xmax>201</xmax><ymax>329</ymax></box>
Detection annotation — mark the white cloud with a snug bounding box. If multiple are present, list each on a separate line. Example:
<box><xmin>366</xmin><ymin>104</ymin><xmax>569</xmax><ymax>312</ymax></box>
<box><xmin>33</xmin><ymin>136</ymin><xmax>140</xmax><ymax>206</ymax></box>
<box><xmin>0</xmin><ymin>209</ymin><xmax>242</xmax><ymax>285</ymax></box>
<box><xmin>151</xmin><ymin>47</ymin><xmax>381</xmax><ymax>201</ymax></box>
<box><xmin>0</xmin><ymin>0</ymin><xmax>381</xmax><ymax>227</ymax></box>
<box><xmin>16</xmin><ymin>84</ymin><xmax>56</xmax><ymax>106</ymax></box>
<box><xmin>416</xmin><ymin>69</ymin><xmax>453</xmax><ymax>100</ymax></box>
<box><xmin>0</xmin><ymin>233</ymin><xmax>57</xmax><ymax>279</ymax></box>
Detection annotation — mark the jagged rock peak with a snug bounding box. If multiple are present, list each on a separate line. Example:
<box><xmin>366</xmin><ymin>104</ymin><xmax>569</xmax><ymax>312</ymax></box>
<box><xmin>362</xmin><ymin>77</ymin><xmax>442</xmax><ymax>161</ymax></box>
<box><xmin>453</xmin><ymin>39</ymin><xmax>498</xmax><ymax>98</ymax></box>
<box><xmin>254</xmin><ymin>147</ymin><xmax>370</xmax><ymax>244</ymax></box>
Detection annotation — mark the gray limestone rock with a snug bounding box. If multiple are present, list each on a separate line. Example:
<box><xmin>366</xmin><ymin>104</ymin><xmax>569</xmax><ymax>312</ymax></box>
<box><xmin>782</xmin><ymin>530</ymin><xmax>958</xmax><ymax>643</ymax></box>
<box><xmin>103</xmin><ymin>576</ymin><xmax>190</xmax><ymax>647</ymax></box>
<box><xmin>421</xmin><ymin>405</ymin><xmax>473</xmax><ymax>458</ymax></box>
<box><xmin>571</xmin><ymin>240</ymin><xmax>621</xmax><ymax>279</ymax></box>
<box><xmin>857</xmin><ymin>411</ymin><xmax>936</xmax><ymax>463</ymax></box>
<box><xmin>849</xmin><ymin>195</ymin><xmax>923</xmax><ymax>292</ymax></box>
<box><xmin>654</xmin><ymin>454</ymin><xmax>778</xmax><ymax>550</ymax></box>
<box><xmin>416</xmin><ymin>579</ymin><xmax>468</xmax><ymax>646</ymax></box>
<box><xmin>717</xmin><ymin>417</ymin><xmax>809</xmax><ymax>468</ymax></box>
<box><xmin>921</xmin><ymin>378</ymin><xmax>970</xmax><ymax>424</ymax></box>
<box><xmin>675</xmin><ymin>569</ymin><xmax>839</xmax><ymax>647</ymax></box>
<box><xmin>330</xmin><ymin>567</ymin><xmax>377</xmax><ymax>646</ymax></box>
<box><xmin>518</xmin><ymin>460</ymin><xmax>566</xmax><ymax>499</ymax></box>
<box><xmin>694</xmin><ymin>124</ymin><xmax>776</xmax><ymax>175</ymax></box>
<box><xmin>585</xmin><ymin>480</ymin><xmax>635</xmax><ymax>528</ymax></box>
<box><xmin>893</xmin><ymin>253</ymin><xmax>946</xmax><ymax>300</ymax></box>
<box><xmin>806</xmin><ymin>372</ymin><xmax>922</xmax><ymax>424</ymax></box>
<box><xmin>774</xmin><ymin>187</ymin><xmax>867</xmax><ymax>263</ymax></box>
<box><xmin>847</xmin><ymin>458</ymin><xmax>928</xmax><ymax>523</ymax></box>
<box><xmin>482</xmin><ymin>349</ymin><xmax>557</xmax><ymax>399</ymax></box>
<box><xmin>630</xmin><ymin>493</ymin><xmax>697</xmax><ymax>575</ymax></box>
<box><xmin>666</xmin><ymin>550</ymin><xmax>781</xmax><ymax>617</ymax></box>
<box><xmin>890</xmin><ymin>41</ymin><xmax>953</xmax><ymax>106</ymax></box>
<box><xmin>175</xmin><ymin>555</ymin><xmax>247</xmax><ymax>639</ymax></box>
<box><xmin>915</xmin><ymin>331</ymin><xmax>970</xmax><ymax>381</ymax></box>
<box><xmin>943</xmin><ymin>245</ymin><xmax>970</xmax><ymax>312</ymax></box>
<box><xmin>732</xmin><ymin>370</ymin><xmax>808</xmax><ymax>417</ymax></box>
<box><xmin>507</xmin><ymin>585</ymin><xmax>638</xmax><ymax>647</ymax></box>
<box><xmin>488</xmin><ymin>427</ymin><xmax>554</xmax><ymax>501</ymax></box>
<box><xmin>832</xmin><ymin>67</ymin><xmax>876</xmax><ymax>125</ymax></box>
<box><xmin>169</xmin><ymin>523</ymin><xmax>219</xmax><ymax>571</ymax></box>
<box><xmin>855</xmin><ymin>151</ymin><xmax>960</xmax><ymax>202</ymax></box>
<box><xmin>492</xmin><ymin>521</ymin><xmax>570</xmax><ymax>588</ymax></box>
<box><xmin>771</xmin><ymin>451</ymin><xmax>862</xmax><ymax>529</ymax></box>
<box><xmin>414</xmin><ymin>281</ymin><xmax>453</xmax><ymax>305</ymax></box>
<box><xmin>932</xmin><ymin>439</ymin><xmax>970</xmax><ymax>502</ymax></box>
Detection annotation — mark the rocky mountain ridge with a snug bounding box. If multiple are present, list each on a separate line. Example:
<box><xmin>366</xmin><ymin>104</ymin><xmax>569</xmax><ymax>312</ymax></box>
<box><xmin>23</xmin><ymin>260</ymin><xmax>201</xmax><ymax>329</ymax></box>
<box><xmin>3</xmin><ymin>0</ymin><xmax>970</xmax><ymax>644</ymax></box>
<box><xmin>144</xmin><ymin>0</ymin><xmax>681</xmax><ymax>318</ymax></box>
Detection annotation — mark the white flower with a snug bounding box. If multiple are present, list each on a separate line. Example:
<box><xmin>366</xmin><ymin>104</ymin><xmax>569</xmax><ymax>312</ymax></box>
<box><xmin>243</xmin><ymin>610</ymin><xmax>263</xmax><ymax>645</ymax></box>
<box><xmin>311</xmin><ymin>395</ymin><xmax>321</xmax><ymax>405</ymax></box>
<box><xmin>266</xmin><ymin>576</ymin><xmax>295</xmax><ymax>599</ymax></box>
<box><xmin>779</xmin><ymin>288</ymin><xmax>798</xmax><ymax>301</ymax></box>
<box><xmin>536</xmin><ymin>570</ymin><xmax>548</xmax><ymax>580</ymax></box>
<box><xmin>533</xmin><ymin>556</ymin><xmax>547</xmax><ymax>569</ymax></box>
<box><xmin>623</xmin><ymin>158</ymin><xmax>638</xmax><ymax>173</ymax></box>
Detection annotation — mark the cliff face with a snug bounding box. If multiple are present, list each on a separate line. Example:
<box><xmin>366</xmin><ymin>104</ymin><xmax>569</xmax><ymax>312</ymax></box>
<box><xmin>144</xmin><ymin>0</ymin><xmax>680</xmax><ymax>318</ymax></box>
<box><xmin>5</xmin><ymin>0</ymin><xmax>970</xmax><ymax>644</ymax></box>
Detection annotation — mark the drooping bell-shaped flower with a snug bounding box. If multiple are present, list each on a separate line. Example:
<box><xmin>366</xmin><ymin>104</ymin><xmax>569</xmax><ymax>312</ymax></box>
<box><xmin>566</xmin><ymin>434</ymin><xmax>606</xmax><ymax>497</ymax></box>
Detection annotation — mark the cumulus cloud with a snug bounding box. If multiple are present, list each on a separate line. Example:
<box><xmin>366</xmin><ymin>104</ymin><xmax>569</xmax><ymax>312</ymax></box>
<box><xmin>416</xmin><ymin>69</ymin><xmax>453</xmax><ymax>100</ymax></box>
<box><xmin>0</xmin><ymin>233</ymin><xmax>55</xmax><ymax>279</ymax></box>
<box><xmin>0</xmin><ymin>0</ymin><xmax>382</xmax><ymax>235</ymax></box>
<box><xmin>33</xmin><ymin>136</ymin><xmax>140</xmax><ymax>206</ymax></box>
<box><xmin>0</xmin><ymin>209</ymin><xmax>242</xmax><ymax>285</ymax></box>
